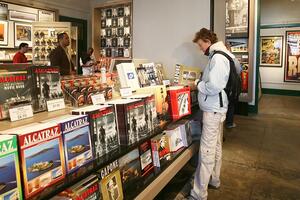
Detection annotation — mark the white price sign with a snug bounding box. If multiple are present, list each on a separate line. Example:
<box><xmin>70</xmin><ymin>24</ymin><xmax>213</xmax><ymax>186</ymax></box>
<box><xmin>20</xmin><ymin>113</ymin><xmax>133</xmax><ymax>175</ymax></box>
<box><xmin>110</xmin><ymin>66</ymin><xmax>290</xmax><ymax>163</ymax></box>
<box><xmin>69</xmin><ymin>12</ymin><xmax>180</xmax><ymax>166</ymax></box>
<box><xmin>47</xmin><ymin>98</ymin><xmax>65</xmax><ymax>112</ymax></box>
<box><xmin>120</xmin><ymin>87</ymin><xmax>132</xmax><ymax>97</ymax></box>
<box><xmin>91</xmin><ymin>93</ymin><xmax>105</xmax><ymax>105</ymax></box>
<box><xmin>9</xmin><ymin>105</ymin><xmax>33</xmax><ymax>122</ymax></box>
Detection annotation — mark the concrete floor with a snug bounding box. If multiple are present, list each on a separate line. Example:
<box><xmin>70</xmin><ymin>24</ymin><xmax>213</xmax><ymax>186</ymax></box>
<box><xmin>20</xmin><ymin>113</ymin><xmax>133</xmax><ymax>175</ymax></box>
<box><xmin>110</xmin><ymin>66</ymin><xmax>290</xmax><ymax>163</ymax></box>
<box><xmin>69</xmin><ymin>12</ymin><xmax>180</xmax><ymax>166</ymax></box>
<box><xmin>156</xmin><ymin>94</ymin><xmax>300</xmax><ymax>200</ymax></box>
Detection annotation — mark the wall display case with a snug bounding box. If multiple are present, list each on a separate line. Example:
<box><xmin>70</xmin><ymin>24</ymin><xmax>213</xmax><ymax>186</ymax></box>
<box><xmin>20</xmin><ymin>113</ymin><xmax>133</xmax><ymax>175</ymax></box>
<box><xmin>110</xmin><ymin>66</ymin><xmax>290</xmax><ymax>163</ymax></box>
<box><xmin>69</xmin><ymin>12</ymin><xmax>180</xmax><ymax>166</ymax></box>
<box><xmin>32</xmin><ymin>22</ymin><xmax>72</xmax><ymax>66</ymax></box>
<box><xmin>260</xmin><ymin>36</ymin><xmax>283</xmax><ymax>67</ymax></box>
<box><xmin>285</xmin><ymin>31</ymin><xmax>300</xmax><ymax>83</ymax></box>
<box><xmin>93</xmin><ymin>2</ymin><xmax>132</xmax><ymax>59</ymax></box>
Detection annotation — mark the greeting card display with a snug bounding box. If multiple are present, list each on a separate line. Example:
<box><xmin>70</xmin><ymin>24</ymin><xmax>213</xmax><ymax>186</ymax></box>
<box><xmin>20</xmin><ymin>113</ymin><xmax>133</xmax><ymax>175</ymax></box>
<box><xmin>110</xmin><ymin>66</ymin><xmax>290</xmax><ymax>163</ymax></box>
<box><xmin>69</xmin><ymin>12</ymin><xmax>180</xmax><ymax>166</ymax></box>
<box><xmin>139</xmin><ymin>140</ymin><xmax>154</xmax><ymax>177</ymax></box>
<box><xmin>42</xmin><ymin>115</ymin><xmax>93</xmax><ymax>174</ymax></box>
<box><xmin>1</xmin><ymin>122</ymin><xmax>66</xmax><ymax>199</ymax></box>
<box><xmin>104</xmin><ymin>99</ymin><xmax>147</xmax><ymax>145</ymax></box>
<box><xmin>29</xmin><ymin>66</ymin><xmax>63</xmax><ymax>113</ymax></box>
<box><xmin>136</xmin><ymin>63</ymin><xmax>164</xmax><ymax>87</ymax></box>
<box><xmin>167</xmin><ymin>86</ymin><xmax>191</xmax><ymax>121</ymax></box>
<box><xmin>0</xmin><ymin>65</ymin><xmax>32</xmax><ymax>120</ymax></box>
<box><xmin>72</xmin><ymin>105</ymin><xmax>119</xmax><ymax>158</ymax></box>
<box><xmin>0</xmin><ymin>135</ymin><xmax>23</xmax><ymax>200</ymax></box>
<box><xmin>151</xmin><ymin>133</ymin><xmax>171</xmax><ymax>167</ymax></box>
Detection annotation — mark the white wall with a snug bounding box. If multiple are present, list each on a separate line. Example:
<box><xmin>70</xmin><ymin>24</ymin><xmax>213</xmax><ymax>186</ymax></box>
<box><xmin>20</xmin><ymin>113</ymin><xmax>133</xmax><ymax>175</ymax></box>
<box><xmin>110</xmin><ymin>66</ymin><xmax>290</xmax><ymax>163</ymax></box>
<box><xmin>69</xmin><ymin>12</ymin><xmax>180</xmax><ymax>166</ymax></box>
<box><xmin>260</xmin><ymin>0</ymin><xmax>300</xmax><ymax>91</ymax></box>
<box><xmin>132</xmin><ymin>0</ymin><xmax>210</xmax><ymax>79</ymax></box>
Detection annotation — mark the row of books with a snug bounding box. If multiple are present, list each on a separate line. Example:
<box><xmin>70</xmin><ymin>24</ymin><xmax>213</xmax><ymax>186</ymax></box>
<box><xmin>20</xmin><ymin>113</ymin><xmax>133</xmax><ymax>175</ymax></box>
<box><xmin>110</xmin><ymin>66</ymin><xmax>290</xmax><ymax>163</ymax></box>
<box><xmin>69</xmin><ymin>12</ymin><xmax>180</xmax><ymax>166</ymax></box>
<box><xmin>0</xmin><ymin>110</ymin><xmax>193</xmax><ymax>200</ymax></box>
<box><xmin>51</xmin><ymin>119</ymin><xmax>193</xmax><ymax>200</ymax></box>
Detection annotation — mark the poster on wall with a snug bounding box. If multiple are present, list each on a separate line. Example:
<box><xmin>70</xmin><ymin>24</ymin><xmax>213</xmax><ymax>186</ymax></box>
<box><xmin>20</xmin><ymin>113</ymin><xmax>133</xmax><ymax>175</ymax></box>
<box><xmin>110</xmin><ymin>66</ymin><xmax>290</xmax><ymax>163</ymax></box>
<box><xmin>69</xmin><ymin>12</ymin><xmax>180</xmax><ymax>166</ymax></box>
<box><xmin>0</xmin><ymin>3</ymin><xmax>8</xmax><ymax>20</ymax></box>
<box><xmin>260</xmin><ymin>36</ymin><xmax>283</xmax><ymax>67</ymax></box>
<box><xmin>14</xmin><ymin>22</ymin><xmax>32</xmax><ymax>47</ymax></box>
<box><xmin>38</xmin><ymin>10</ymin><xmax>55</xmax><ymax>22</ymax></box>
<box><xmin>9</xmin><ymin>10</ymin><xmax>37</xmax><ymax>23</ymax></box>
<box><xmin>0</xmin><ymin>20</ymin><xmax>8</xmax><ymax>46</ymax></box>
<box><xmin>227</xmin><ymin>38</ymin><xmax>248</xmax><ymax>53</ymax></box>
<box><xmin>285</xmin><ymin>31</ymin><xmax>300</xmax><ymax>82</ymax></box>
<box><xmin>225</xmin><ymin>0</ymin><xmax>248</xmax><ymax>37</ymax></box>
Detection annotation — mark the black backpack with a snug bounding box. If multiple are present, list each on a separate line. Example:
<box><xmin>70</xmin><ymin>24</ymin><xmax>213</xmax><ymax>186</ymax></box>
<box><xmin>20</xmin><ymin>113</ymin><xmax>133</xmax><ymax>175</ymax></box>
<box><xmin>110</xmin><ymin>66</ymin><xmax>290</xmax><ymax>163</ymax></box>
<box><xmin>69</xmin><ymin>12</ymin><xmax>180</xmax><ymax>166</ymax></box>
<box><xmin>212</xmin><ymin>51</ymin><xmax>242</xmax><ymax>107</ymax></box>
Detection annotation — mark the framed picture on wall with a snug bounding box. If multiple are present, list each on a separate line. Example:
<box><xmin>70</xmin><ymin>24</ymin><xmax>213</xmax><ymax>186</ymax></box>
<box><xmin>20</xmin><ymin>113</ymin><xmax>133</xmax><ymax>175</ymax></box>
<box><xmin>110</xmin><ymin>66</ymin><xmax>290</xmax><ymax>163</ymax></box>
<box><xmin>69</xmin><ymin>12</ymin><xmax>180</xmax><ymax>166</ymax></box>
<box><xmin>0</xmin><ymin>3</ymin><xmax>8</xmax><ymax>20</ymax></box>
<box><xmin>38</xmin><ymin>10</ymin><xmax>55</xmax><ymax>22</ymax></box>
<box><xmin>227</xmin><ymin>38</ymin><xmax>248</xmax><ymax>53</ymax></box>
<box><xmin>14</xmin><ymin>22</ymin><xmax>32</xmax><ymax>47</ymax></box>
<box><xmin>9</xmin><ymin>10</ymin><xmax>37</xmax><ymax>22</ymax></box>
<box><xmin>285</xmin><ymin>31</ymin><xmax>300</xmax><ymax>82</ymax></box>
<box><xmin>225</xmin><ymin>0</ymin><xmax>249</xmax><ymax>37</ymax></box>
<box><xmin>0</xmin><ymin>20</ymin><xmax>8</xmax><ymax>46</ymax></box>
<box><xmin>260</xmin><ymin>36</ymin><xmax>283</xmax><ymax>67</ymax></box>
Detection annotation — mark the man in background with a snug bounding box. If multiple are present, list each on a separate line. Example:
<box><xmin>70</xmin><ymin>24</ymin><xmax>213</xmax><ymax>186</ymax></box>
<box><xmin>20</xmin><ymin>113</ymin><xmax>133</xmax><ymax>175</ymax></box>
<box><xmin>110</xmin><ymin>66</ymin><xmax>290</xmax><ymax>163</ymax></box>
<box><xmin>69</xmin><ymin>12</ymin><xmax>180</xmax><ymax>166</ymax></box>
<box><xmin>13</xmin><ymin>43</ymin><xmax>28</xmax><ymax>63</ymax></box>
<box><xmin>50</xmin><ymin>33</ymin><xmax>75</xmax><ymax>76</ymax></box>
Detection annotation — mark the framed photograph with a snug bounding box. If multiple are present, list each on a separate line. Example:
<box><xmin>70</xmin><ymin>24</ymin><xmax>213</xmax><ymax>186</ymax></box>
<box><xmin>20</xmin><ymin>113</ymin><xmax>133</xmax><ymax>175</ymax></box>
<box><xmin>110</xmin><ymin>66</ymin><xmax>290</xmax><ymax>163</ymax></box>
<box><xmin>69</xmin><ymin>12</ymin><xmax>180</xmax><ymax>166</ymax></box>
<box><xmin>0</xmin><ymin>3</ymin><xmax>8</xmax><ymax>20</ymax></box>
<box><xmin>285</xmin><ymin>31</ymin><xmax>300</xmax><ymax>82</ymax></box>
<box><xmin>14</xmin><ymin>22</ymin><xmax>32</xmax><ymax>47</ymax></box>
<box><xmin>225</xmin><ymin>0</ymin><xmax>249</xmax><ymax>37</ymax></box>
<box><xmin>9</xmin><ymin>10</ymin><xmax>37</xmax><ymax>23</ymax></box>
<box><xmin>0</xmin><ymin>20</ymin><xmax>8</xmax><ymax>46</ymax></box>
<box><xmin>38</xmin><ymin>10</ymin><xmax>55</xmax><ymax>22</ymax></box>
<box><xmin>227</xmin><ymin>38</ymin><xmax>248</xmax><ymax>53</ymax></box>
<box><xmin>260</xmin><ymin>36</ymin><xmax>283</xmax><ymax>67</ymax></box>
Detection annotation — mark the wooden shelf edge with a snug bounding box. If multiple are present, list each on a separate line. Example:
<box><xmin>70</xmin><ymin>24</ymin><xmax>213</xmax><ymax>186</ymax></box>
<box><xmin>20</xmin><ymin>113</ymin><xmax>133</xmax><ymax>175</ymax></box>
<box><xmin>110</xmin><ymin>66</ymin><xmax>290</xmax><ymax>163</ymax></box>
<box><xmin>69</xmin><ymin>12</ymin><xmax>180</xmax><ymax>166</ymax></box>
<box><xmin>135</xmin><ymin>143</ymin><xmax>198</xmax><ymax>200</ymax></box>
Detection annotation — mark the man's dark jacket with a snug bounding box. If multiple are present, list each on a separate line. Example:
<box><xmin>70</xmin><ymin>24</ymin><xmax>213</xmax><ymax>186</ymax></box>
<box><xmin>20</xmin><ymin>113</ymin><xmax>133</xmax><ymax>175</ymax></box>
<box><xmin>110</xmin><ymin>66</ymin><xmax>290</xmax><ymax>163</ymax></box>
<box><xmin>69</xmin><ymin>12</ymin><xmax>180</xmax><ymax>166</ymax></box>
<box><xmin>49</xmin><ymin>46</ymin><xmax>74</xmax><ymax>75</ymax></box>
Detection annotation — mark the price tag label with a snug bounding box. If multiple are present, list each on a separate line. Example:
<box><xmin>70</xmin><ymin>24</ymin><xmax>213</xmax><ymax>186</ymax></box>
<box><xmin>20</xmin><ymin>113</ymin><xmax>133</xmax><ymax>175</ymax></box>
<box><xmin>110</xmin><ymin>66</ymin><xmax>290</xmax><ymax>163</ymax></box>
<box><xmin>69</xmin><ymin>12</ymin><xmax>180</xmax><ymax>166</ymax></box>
<box><xmin>91</xmin><ymin>93</ymin><xmax>105</xmax><ymax>105</ymax></box>
<box><xmin>163</xmin><ymin>80</ymin><xmax>171</xmax><ymax>86</ymax></box>
<box><xmin>120</xmin><ymin>87</ymin><xmax>132</xmax><ymax>97</ymax></box>
<box><xmin>9</xmin><ymin>105</ymin><xmax>33</xmax><ymax>122</ymax></box>
<box><xmin>47</xmin><ymin>98</ymin><xmax>65</xmax><ymax>112</ymax></box>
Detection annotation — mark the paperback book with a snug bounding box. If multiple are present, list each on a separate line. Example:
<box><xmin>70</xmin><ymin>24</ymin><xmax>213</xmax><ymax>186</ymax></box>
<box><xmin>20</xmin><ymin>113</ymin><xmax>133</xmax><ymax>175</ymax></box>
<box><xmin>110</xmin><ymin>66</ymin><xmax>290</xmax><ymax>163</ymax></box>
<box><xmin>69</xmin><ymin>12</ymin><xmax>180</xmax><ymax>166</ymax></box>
<box><xmin>164</xmin><ymin>125</ymin><xmax>185</xmax><ymax>152</ymax></box>
<box><xmin>151</xmin><ymin>133</ymin><xmax>171</xmax><ymax>168</ymax></box>
<box><xmin>0</xmin><ymin>135</ymin><xmax>23</xmax><ymax>200</ymax></box>
<box><xmin>1</xmin><ymin>122</ymin><xmax>66</xmax><ymax>199</ymax></box>
<box><xmin>139</xmin><ymin>140</ymin><xmax>154</xmax><ymax>177</ymax></box>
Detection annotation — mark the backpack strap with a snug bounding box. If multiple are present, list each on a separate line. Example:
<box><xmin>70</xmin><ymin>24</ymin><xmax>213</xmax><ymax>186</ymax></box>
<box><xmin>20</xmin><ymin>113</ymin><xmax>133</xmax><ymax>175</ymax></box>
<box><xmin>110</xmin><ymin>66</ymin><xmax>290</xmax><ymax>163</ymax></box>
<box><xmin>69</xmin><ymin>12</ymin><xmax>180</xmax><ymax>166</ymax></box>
<box><xmin>212</xmin><ymin>50</ymin><xmax>235</xmax><ymax>108</ymax></box>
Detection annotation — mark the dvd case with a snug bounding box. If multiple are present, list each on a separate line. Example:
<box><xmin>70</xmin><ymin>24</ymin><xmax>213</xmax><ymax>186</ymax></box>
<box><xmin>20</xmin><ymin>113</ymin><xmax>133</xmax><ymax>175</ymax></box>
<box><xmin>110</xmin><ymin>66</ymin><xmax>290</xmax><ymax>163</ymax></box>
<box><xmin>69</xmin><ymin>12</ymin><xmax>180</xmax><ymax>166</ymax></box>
<box><xmin>118</xmin><ymin>148</ymin><xmax>142</xmax><ymax>194</ymax></box>
<box><xmin>1</xmin><ymin>122</ymin><xmax>66</xmax><ymax>199</ymax></box>
<box><xmin>167</xmin><ymin>86</ymin><xmax>191</xmax><ymax>121</ymax></box>
<box><xmin>151</xmin><ymin>133</ymin><xmax>171</xmax><ymax>168</ymax></box>
<box><xmin>0</xmin><ymin>135</ymin><xmax>23</xmax><ymax>200</ymax></box>
<box><xmin>29</xmin><ymin>66</ymin><xmax>63</xmax><ymax>113</ymax></box>
<box><xmin>164</xmin><ymin>126</ymin><xmax>185</xmax><ymax>152</ymax></box>
<box><xmin>72</xmin><ymin>105</ymin><xmax>119</xmax><ymax>158</ymax></box>
<box><xmin>51</xmin><ymin>175</ymin><xmax>102</xmax><ymax>200</ymax></box>
<box><xmin>104</xmin><ymin>99</ymin><xmax>147</xmax><ymax>145</ymax></box>
<box><xmin>139</xmin><ymin>140</ymin><xmax>154</xmax><ymax>177</ymax></box>
<box><xmin>42</xmin><ymin>115</ymin><xmax>94</xmax><ymax>174</ymax></box>
<box><xmin>177</xmin><ymin>120</ymin><xmax>193</xmax><ymax>147</ymax></box>
<box><xmin>0</xmin><ymin>66</ymin><xmax>32</xmax><ymax>120</ymax></box>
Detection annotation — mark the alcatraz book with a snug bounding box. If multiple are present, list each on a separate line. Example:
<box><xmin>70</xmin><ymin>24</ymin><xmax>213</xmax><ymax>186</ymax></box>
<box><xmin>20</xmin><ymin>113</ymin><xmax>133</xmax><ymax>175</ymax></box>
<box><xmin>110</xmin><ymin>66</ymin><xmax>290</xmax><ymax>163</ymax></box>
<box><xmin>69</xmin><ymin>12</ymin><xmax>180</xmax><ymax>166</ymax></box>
<box><xmin>0</xmin><ymin>67</ymin><xmax>32</xmax><ymax>120</ymax></box>
<box><xmin>72</xmin><ymin>105</ymin><xmax>119</xmax><ymax>158</ymax></box>
<box><xmin>97</xmin><ymin>160</ymin><xmax>124</xmax><ymax>200</ymax></box>
<box><xmin>41</xmin><ymin>115</ymin><xmax>94</xmax><ymax>174</ymax></box>
<box><xmin>29</xmin><ymin>66</ymin><xmax>63</xmax><ymax>113</ymax></box>
<box><xmin>0</xmin><ymin>135</ymin><xmax>23</xmax><ymax>200</ymax></box>
<box><xmin>105</xmin><ymin>99</ymin><xmax>147</xmax><ymax>146</ymax></box>
<box><xmin>51</xmin><ymin>175</ymin><xmax>102</xmax><ymax>200</ymax></box>
<box><xmin>1</xmin><ymin>122</ymin><xmax>66</xmax><ymax>199</ymax></box>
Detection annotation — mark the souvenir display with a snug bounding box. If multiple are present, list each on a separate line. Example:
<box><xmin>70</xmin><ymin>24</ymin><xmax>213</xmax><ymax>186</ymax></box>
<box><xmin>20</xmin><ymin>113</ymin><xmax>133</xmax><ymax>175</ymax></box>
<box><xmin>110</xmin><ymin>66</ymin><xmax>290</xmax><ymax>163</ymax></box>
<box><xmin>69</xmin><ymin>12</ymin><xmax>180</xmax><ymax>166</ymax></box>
<box><xmin>167</xmin><ymin>86</ymin><xmax>191</xmax><ymax>121</ymax></box>
<box><xmin>1</xmin><ymin>122</ymin><xmax>66</xmax><ymax>199</ymax></box>
<box><xmin>164</xmin><ymin>126</ymin><xmax>185</xmax><ymax>152</ymax></box>
<box><xmin>139</xmin><ymin>140</ymin><xmax>154</xmax><ymax>177</ymax></box>
<box><xmin>136</xmin><ymin>85</ymin><xmax>169</xmax><ymax>120</ymax></box>
<box><xmin>151</xmin><ymin>133</ymin><xmax>171</xmax><ymax>168</ymax></box>
<box><xmin>125</xmin><ymin>94</ymin><xmax>159</xmax><ymax>133</ymax></box>
<box><xmin>173</xmin><ymin>64</ymin><xmax>201</xmax><ymax>87</ymax></box>
<box><xmin>260</xmin><ymin>36</ymin><xmax>283</xmax><ymax>67</ymax></box>
<box><xmin>100</xmin><ymin>4</ymin><xmax>132</xmax><ymax>58</ymax></box>
<box><xmin>118</xmin><ymin>148</ymin><xmax>142</xmax><ymax>195</ymax></box>
<box><xmin>225</xmin><ymin>0</ymin><xmax>248</xmax><ymax>37</ymax></box>
<box><xmin>97</xmin><ymin>160</ymin><xmax>124</xmax><ymax>200</ymax></box>
<box><xmin>104</xmin><ymin>99</ymin><xmax>147</xmax><ymax>145</ymax></box>
<box><xmin>117</xmin><ymin>62</ymin><xmax>140</xmax><ymax>91</ymax></box>
<box><xmin>285</xmin><ymin>31</ymin><xmax>300</xmax><ymax>82</ymax></box>
<box><xmin>227</xmin><ymin>38</ymin><xmax>248</xmax><ymax>53</ymax></box>
<box><xmin>51</xmin><ymin>175</ymin><xmax>101</xmax><ymax>200</ymax></box>
<box><xmin>42</xmin><ymin>115</ymin><xmax>93</xmax><ymax>174</ymax></box>
<box><xmin>136</xmin><ymin>63</ymin><xmax>164</xmax><ymax>87</ymax></box>
<box><xmin>29</xmin><ymin>66</ymin><xmax>63</xmax><ymax>113</ymax></box>
<box><xmin>72</xmin><ymin>105</ymin><xmax>119</xmax><ymax>158</ymax></box>
<box><xmin>0</xmin><ymin>135</ymin><xmax>23</xmax><ymax>200</ymax></box>
<box><xmin>0</xmin><ymin>65</ymin><xmax>32</xmax><ymax>120</ymax></box>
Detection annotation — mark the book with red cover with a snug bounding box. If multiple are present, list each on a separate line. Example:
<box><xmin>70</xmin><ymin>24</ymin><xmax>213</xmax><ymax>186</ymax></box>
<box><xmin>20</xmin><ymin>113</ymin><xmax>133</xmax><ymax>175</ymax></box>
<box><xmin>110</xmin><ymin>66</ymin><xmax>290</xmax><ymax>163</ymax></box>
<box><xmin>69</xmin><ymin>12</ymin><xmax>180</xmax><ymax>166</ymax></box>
<box><xmin>139</xmin><ymin>140</ymin><xmax>154</xmax><ymax>177</ymax></box>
